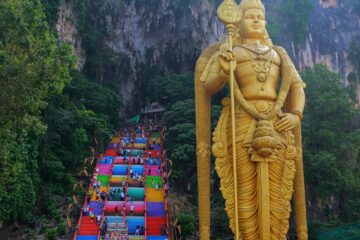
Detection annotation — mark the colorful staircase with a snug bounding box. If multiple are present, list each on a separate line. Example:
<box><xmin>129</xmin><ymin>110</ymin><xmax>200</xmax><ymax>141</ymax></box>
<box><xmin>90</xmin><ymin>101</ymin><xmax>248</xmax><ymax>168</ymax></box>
<box><xmin>74</xmin><ymin>125</ymin><xmax>170</xmax><ymax>240</ymax></box>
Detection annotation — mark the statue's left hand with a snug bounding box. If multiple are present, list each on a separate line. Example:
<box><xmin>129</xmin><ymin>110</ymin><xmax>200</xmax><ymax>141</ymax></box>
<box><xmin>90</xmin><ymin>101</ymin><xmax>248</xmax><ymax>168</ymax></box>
<box><xmin>274</xmin><ymin>113</ymin><xmax>300</xmax><ymax>132</ymax></box>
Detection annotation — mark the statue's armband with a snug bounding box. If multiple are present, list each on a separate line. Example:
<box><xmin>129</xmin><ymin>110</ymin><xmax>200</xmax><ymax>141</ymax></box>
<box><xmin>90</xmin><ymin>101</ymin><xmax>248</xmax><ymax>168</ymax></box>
<box><xmin>291</xmin><ymin>81</ymin><xmax>306</xmax><ymax>91</ymax></box>
<box><xmin>201</xmin><ymin>52</ymin><xmax>228</xmax><ymax>96</ymax></box>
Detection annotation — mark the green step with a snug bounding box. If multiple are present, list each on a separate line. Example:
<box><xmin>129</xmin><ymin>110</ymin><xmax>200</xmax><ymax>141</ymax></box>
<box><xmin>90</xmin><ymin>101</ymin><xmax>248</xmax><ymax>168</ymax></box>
<box><xmin>132</xmin><ymin>149</ymin><xmax>144</xmax><ymax>157</ymax></box>
<box><xmin>145</xmin><ymin>176</ymin><xmax>163</xmax><ymax>188</ymax></box>
<box><xmin>128</xmin><ymin>237</ymin><xmax>144</xmax><ymax>240</ymax></box>
<box><xmin>149</xmin><ymin>132</ymin><xmax>160</xmax><ymax>138</ymax></box>
<box><xmin>128</xmin><ymin>187</ymin><xmax>145</xmax><ymax>200</ymax></box>
<box><xmin>97</xmin><ymin>175</ymin><xmax>110</xmax><ymax>186</ymax></box>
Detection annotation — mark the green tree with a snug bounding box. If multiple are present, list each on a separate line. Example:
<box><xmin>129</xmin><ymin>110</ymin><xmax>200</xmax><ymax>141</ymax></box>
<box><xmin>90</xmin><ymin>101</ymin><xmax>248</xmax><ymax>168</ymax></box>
<box><xmin>301</xmin><ymin>64</ymin><xmax>360</xmax><ymax>223</ymax></box>
<box><xmin>210</xmin><ymin>207</ymin><xmax>232</xmax><ymax>240</ymax></box>
<box><xmin>177</xmin><ymin>213</ymin><xmax>197</xmax><ymax>238</ymax></box>
<box><xmin>42</xmin><ymin>0</ymin><xmax>61</xmax><ymax>28</ymax></box>
<box><xmin>163</xmin><ymin>99</ymin><xmax>196</xmax><ymax>185</ymax></box>
<box><xmin>158</xmin><ymin>73</ymin><xmax>223</xmax><ymax>191</ymax></box>
<box><xmin>0</xmin><ymin>0</ymin><xmax>75</xmax><ymax>222</ymax></box>
<box><xmin>39</xmin><ymin>71</ymin><xmax>121</xmax><ymax>185</ymax></box>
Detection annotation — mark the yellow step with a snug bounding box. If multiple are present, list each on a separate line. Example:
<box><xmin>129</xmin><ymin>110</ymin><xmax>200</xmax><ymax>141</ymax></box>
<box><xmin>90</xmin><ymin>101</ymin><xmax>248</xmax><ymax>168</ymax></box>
<box><xmin>146</xmin><ymin>188</ymin><xmax>164</xmax><ymax>202</ymax></box>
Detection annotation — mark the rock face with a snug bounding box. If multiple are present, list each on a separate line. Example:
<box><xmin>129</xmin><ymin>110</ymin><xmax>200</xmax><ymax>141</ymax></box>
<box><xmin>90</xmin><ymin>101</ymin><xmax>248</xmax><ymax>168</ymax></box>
<box><xmin>56</xmin><ymin>0</ymin><xmax>360</xmax><ymax>104</ymax></box>
<box><xmin>319</xmin><ymin>0</ymin><xmax>337</xmax><ymax>9</ymax></box>
<box><xmin>56</xmin><ymin>3</ymin><xmax>85</xmax><ymax>70</ymax></box>
<box><xmin>284</xmin><ymin>0</ymin><xmax>359</xmax><ymax>83</ymax></box>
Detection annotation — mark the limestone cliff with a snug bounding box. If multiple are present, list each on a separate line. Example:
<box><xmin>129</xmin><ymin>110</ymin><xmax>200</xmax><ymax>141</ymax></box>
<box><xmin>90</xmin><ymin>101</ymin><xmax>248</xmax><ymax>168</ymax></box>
<box><xmin>56</xmin><ymin>3</ymin><xmax>85</xmax><ymax>70</ymax></box>
<box><xmin>283</xmin><ymin>0</ymin><xmax>359</xmax><ymax>82</ymax></box>
<box><xmin>56</xmin><ymin>0</ymin><xmax>360</xmax><ymax>104</ymax></box>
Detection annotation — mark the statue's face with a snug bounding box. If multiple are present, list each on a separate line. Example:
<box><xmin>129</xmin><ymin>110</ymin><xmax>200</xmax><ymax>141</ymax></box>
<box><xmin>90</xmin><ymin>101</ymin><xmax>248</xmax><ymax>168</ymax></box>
<box><xmin>239</xmin><ymin>8</ymin><xmax>266</xmax><ymax>39</ymax></box>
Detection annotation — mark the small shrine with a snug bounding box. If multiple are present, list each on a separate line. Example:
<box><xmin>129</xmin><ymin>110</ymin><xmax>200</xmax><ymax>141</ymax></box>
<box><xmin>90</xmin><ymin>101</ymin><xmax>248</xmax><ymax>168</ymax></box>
<box><xmin>140</xmin><ymin>102</ymin><xmax>165</xmax><ymax>123</ymax></box>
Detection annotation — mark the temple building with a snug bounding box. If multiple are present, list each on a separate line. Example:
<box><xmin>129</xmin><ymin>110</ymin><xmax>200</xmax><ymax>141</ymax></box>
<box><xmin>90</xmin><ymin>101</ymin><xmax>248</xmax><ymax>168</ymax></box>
<box><xmin>140</xmin><ymin>102</ymin><xmax>165</xmax><ymax>123</ymax></box>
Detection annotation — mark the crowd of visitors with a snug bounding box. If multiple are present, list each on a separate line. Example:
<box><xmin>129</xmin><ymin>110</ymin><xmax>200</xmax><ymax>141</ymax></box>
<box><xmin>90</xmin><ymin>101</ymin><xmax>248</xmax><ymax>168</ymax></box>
<box><xmin>104</xmin><ymin>232</ymin><xmax>129</xmax><ymax>240</ymax></box>
<box><xmin>78</xmin><ymin>124</ymin><xmax>172</xmax><ymax>240</ymax></box>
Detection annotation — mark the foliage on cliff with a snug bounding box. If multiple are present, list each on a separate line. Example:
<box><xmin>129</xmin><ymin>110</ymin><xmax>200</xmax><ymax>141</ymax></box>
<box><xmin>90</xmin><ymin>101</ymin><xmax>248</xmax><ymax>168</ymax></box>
<box><xmin>282</xmin><ymin>0</ymin><xmax>313</xmax><ymax>45</ymax></box>
<box><xmin>347</xmin><ymin>41</ymin><xmax>360</xmax><ymax>102</ymax></box>
<box><xmin>0</xmin><ymin>1</ymin><xmax>122</xmax><ymax>237</ymax></box>
<box><xmin>0</xmin><ymin>0</ymin><xmax>74</xmax><ymax>222</ymax></box>
<box><xmin>302</xmin><ymin>65</ymin><xmax>360</xmax><ymax>224</ymax></box>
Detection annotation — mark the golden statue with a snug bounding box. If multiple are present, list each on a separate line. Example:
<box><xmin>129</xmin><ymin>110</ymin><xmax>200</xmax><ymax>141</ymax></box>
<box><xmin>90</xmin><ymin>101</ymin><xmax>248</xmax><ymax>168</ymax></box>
<box><xmin>195</xmin><ymin>0</ymin><xmax>308</xmax><ymax>239</ymax></box>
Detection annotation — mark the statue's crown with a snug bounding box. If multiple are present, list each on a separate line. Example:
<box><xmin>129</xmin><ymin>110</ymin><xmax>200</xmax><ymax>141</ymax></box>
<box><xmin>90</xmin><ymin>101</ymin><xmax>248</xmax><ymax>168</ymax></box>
<box><xmin>239</xmin><ymin>0</ymin><xmax>265</xmax><ymax>14</ymax></box>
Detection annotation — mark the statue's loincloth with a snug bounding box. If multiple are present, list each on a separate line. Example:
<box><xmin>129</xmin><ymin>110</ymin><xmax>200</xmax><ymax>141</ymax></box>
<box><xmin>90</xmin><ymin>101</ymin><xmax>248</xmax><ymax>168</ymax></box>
<box><xmin>213</xmin><ymin>98</ymin><xmax>297</xmax><ymax>240</ymax></box>
<box><xmin>229</xmin><ymin>99</ymin><xmax>287</xmax><ymax>147</ymax></box>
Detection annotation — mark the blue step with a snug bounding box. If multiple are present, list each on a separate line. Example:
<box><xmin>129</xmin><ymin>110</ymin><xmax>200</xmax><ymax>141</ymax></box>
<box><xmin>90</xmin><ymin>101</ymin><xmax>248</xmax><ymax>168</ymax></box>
<box><xmin>127</xmin><ymin>216</ymin><xmax>145</xmax><ymax>234</ymax></box>
<box><xmin>99</xmin><ymin>156</ymin><xmax>113</xmax><ymax>164</ymax></box>
<box><xmin>147</xmin><ymin>236</ymin><xmax>168</xmax><ymax>240</ymax></box>
<box><xmin>76</xmin><ymin>236</ymin><xmax>98</xmax><ymax>240</ymax></box>
<box><xmin>113</xmin><ymin>164</ymin><xmax>128</xmax><ymax>175</ymax></box>
<box><xmin>146</xmin><ymin>158</ymin><xmax>161</xmax><ymax>166</ymax></box>
<box><xmin>130</xmin><ymin>165</ymin><xmax>144</xmax><ymax>175</ymax></box>
<box><xmin>135</xmin><ymin>138</ymin><xmax>147</xmax><ymax>143</ymax></box>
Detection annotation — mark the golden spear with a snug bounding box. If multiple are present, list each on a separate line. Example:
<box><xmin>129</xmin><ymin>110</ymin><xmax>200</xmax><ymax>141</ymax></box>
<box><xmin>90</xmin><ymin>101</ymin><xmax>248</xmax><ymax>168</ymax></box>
<box><xmin>217</xmin><ymin>1</ymin><xmax>242</xmax><ymax>239</ymax></box>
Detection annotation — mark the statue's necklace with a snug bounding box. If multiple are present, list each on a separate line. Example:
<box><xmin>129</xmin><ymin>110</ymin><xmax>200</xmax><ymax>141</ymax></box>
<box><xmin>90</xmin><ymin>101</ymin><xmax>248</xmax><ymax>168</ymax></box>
<box><xmin>239</xmin><ymin>44</ymin><xmax>272</xmax><ymax>55</ymax></box>
<box><xmin>240</xmin><ymin>45</ymin><xmax>274</xmax><ymax>85</ymax></box>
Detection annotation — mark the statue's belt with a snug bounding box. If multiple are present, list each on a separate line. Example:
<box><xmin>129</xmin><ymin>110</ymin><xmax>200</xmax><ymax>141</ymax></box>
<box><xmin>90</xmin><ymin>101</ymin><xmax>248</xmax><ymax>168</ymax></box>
<box><xmin>236</xmin><ymin>99</ymin><xmax>275</xmax><ymax>114</ymax></box>
<box><xmin>226</xmin><ymin>99</ymin><xmax>286</xmax><ymax>147</ymax></box>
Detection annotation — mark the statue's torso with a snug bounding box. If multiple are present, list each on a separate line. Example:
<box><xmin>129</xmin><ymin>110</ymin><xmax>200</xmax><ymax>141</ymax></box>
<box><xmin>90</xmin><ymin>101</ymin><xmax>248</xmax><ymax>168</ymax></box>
<box><xmin>234</xmin><ymin>45</ymin><xmax>281</xmax><ymax>101</ymax></box>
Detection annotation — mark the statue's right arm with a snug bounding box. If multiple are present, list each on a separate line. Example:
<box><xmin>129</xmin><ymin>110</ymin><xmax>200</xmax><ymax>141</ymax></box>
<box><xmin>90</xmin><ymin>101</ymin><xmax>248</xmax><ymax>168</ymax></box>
<box><xmin>204</xmin><ymin>56</ymin><xmax>229</xmax><ymax>96</ymax></box>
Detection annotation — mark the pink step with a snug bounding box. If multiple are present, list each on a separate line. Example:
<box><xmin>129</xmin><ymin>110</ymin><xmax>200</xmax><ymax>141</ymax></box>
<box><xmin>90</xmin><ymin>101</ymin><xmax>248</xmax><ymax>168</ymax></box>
<box><xmin>98</xmin><ymin>165</ymin><xmax>112</xmax><ymax>175</ymax></box>
<box><xmin>99</xmin><ymin>169</ymin><xmax>112</xmax><ymax>174</ymax></box>
<box><xmin>146</xmin><ymin>166</ymin><xmax>161</xmax><ymax>176</ymax></box>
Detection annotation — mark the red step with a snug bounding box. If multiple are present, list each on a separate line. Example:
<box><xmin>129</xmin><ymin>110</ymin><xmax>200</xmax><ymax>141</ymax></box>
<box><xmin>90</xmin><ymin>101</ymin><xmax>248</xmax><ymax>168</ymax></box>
<box><xmin>105</xmin><ymin>149</ymin><xmax>117</xmax><ymax>156</ymax></box>
<box><xmin>78</xmin><ymin>216</ymin><xmax>99</xmax><ymax>235</ymax></box>
<box><xmin>146</xmin><ymin>216</ymin><xmax>167</xmax><ymax>235</ymax></box>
